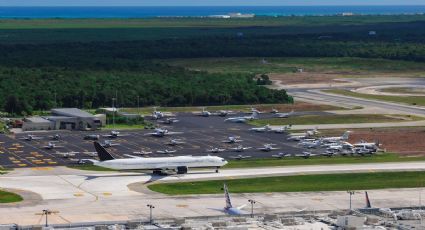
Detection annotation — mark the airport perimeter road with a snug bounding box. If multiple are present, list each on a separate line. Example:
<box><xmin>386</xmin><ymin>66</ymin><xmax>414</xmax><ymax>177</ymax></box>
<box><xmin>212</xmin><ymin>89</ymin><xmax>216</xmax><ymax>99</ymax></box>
<box><xmin>1</xmin><ymin>162</ymin><xmax>425</xmax><ymax>225</ymax></box>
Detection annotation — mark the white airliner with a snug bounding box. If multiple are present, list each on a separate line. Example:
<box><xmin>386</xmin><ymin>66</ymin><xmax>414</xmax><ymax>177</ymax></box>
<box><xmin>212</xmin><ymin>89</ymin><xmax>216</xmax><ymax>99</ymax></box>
<box><xmin>224</xmin><ymin>112</ymin><xmax>258</xmax><ymax>123</ymax></box>
<box><xmin>90</xmin><ymin>142</ymin><xmax>228</xmax><ymax>174</ymax></box>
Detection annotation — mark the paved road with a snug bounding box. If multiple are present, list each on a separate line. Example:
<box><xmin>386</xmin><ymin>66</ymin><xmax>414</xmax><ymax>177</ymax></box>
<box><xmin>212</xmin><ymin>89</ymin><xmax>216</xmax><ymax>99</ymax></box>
<box><xmin>1</xmin><ymin>163</ymin><xmax>425</xmax><ymax>225</ymax></box>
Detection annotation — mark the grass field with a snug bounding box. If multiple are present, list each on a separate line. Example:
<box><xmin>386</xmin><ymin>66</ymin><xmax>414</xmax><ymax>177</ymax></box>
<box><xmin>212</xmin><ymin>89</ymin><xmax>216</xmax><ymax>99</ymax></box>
<box><xmin>224</xmin><ymin>153</ymin><xmax>425</xmax><ymax>168</ymax></box>
<box><xmin>148</xmin><ymin>171</ymin><xmax>425</xmax><ymax>195</ymax></box>
<box><xmin>163</xmin><ymin>57</ymin><xmax>425</xmax><ymax>75</ymax></box>
<box><xmin>68</xmin><ymin>165</ymin><xmax>116</xmax><ymax>171</ymax></box>
<box><xmin>0</xmin><ymin>190</ymin><xmax>23</xmax><ymax>203</ymax></box>
<box><xmin>325</xmin><ymin>89</ymin><xmax>425</xmax><ymax>106</ymax></box>
<box><xmin>249</xmin><ymin>114</ymin><xmax>421</xmax><ymax>127</ymax></box>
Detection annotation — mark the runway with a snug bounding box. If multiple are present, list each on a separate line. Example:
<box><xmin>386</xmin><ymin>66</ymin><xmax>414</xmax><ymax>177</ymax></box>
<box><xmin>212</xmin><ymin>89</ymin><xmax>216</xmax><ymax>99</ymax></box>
<box><xmin>1</xmin><ymin>162</ymin><xmax>425</xmax><ymax>225</ymax></box>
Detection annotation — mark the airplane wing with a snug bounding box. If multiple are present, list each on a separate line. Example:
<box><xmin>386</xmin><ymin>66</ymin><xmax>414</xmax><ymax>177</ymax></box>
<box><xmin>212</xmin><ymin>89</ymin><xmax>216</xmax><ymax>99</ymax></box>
<box><xmin>166</xmin><ymin>131</ymin><xmax>183</xmax><ymax>135</ymax></box>
<box><xmin>123</xmin><ymin>154</ymin><xmax>143</xmax><ymax>158</ymax></box>
<box><xmin>237</xmin><ymin>204</ymin><xmax>248</xmax><ymax>210</ymax></box>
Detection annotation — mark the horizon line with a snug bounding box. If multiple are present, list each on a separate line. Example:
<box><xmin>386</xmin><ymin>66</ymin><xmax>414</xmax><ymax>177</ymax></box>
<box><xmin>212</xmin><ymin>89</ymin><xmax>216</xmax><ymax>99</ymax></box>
<box><xmin>2</xmin><ymin>5</ymin><xmax>425</xmax><ymax>7</ymax></box>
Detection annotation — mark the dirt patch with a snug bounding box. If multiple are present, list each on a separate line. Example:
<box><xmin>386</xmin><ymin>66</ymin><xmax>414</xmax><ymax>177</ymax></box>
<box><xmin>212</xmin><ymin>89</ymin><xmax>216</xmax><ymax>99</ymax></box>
<box><xmin>269</xmin><ymin>72</ymin><xmax>344</xmax><ymax>85</ymax></box>
<box><xmin>346</xmin><ymin>128</ymin><xmax>425</xmax><ymax>156</ymax></box>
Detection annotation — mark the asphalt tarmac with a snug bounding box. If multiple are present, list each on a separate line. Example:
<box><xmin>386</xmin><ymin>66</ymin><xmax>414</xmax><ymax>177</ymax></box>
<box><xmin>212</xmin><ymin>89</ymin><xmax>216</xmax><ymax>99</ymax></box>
<box><xmin>0</xmin><ymin>113</ymin><xmax>315</xmax><ymax>168</ymax></box>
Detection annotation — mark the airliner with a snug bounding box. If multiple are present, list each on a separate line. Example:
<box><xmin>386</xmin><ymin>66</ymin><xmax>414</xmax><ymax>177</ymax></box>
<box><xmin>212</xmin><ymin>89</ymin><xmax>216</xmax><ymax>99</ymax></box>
<box><xmin>90</xmin><ymin>142</ymin><xmax>228</xmax><ymax>174</ymax></box>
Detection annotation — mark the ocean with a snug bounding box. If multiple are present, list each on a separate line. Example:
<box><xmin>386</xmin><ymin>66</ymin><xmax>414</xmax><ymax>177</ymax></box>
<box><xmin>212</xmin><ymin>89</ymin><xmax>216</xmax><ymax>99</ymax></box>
<box><xmin>0</xmin><ymin>6</ymin><xmax>424</xmax><ymax>18</ymax></box>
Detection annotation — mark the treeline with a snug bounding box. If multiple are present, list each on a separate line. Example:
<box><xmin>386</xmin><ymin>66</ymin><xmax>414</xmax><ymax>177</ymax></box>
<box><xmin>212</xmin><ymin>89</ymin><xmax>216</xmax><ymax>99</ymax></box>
<box><xmin>0</xmin><ymin>66</ymin><xmax>292</xmax><ymax>115</ymax></box>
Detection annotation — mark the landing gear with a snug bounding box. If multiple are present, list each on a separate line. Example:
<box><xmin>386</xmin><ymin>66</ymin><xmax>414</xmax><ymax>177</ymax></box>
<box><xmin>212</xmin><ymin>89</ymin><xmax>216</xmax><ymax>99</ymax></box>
<box><xmin>215</xmin><ymin>167</ymin><xmax>219</xmax><ymax>173</ymax></box>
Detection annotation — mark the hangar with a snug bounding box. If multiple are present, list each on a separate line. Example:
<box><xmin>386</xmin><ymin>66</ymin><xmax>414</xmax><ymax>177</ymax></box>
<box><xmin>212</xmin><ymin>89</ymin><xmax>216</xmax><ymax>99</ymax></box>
<box><xmin>22</xmin><ymin>108</ymin><xmax>103</xmax><ymax>131</ymax></box>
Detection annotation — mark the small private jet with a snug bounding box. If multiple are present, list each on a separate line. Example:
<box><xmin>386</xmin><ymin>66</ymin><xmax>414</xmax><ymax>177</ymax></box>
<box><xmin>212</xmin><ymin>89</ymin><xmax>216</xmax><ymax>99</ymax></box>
<box><xmin>229</xmin><ymin>145</ymin><xmax>252</xmax><ymax>152</ymax></box>
<box><xmin>229</xmin><ymin>155</ymin><xmax>252</xmax><ymax>160</ymax></box>
<box><xmin>207</xmin><ymin>148</ymin><xmax>226</xmax><ymax>153</ymax></box>
<box><xmin>145</xmin><ymin>128</ymin><xmax>183</xmax><ymax>137</ymax></box>
<box><xmin>166</xmin><ymin>139</ymin><xmax>186</xmax><ymax>146</ymax></box>
<box><xmin>257</xmin><ymin>144</ymin><xmax>280</xmax><ymax>152</ymax></box>
<box><xmin>272</xmin><ymin>152</ymin><xmax>291</xmax><ymax>159</ymax></box>
<box><xmin>222</xmin><ymin>136</ymin><xmax>243</xmax><ymax>144</ymax></box>
<box><xmin>101</xmin><ymin>140</ymin><xmax>120</xmax><ymax>148</ymax></box>
<box><xmin>274</xmin><ymin>110</ymin><xmax>295</xmax><ymax>118</ymax></box>
<box><xmin>156</xmin><ymin>149</ymin><xmax>177</xmax><ymax>154</ymax></box>
<box><xmin>43</xmin><ymin>142</ymin><xmax>64</xmax><ymax>150</ymax></box>
<box><xmin>102</xmin><ymin>130</ymin><xmax>128</xmax><ymax>138</ymax></box>
<box><xmin>249</xmin><ymin>124</ymin><xmax>272</xmax><ymax>133</ymax></box>
<box><xmin>20</xmin><ymin>134</ymin><xmax>43</xmax><ymax>141</ymax></box>
<box><xmin>224</xmin><ymin>112</ymin><xmax>258</xmax><ymax>123</ymax></box>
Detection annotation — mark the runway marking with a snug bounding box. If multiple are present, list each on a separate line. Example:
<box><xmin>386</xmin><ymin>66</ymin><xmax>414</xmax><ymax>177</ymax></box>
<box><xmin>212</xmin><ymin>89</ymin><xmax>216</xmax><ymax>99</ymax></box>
<box><xmin>102</xmin><ymin>192</ymin><xmax>112</xmax><ymax>196</ymax></box>
<box><xmin>312</xmin><ymin>198</ymin><xmax>324</xmax><ymax>201</ymax></box>
<box><xmin>12</xmin><ymin>161</ymin><xmax>20</xmax><ymax>164</ymax></box>
<box><xmin>7</xmin><ymin>148</ymin><xmax>17</xmax><ymax>150</ymax></box>
<box><xmin>74</xmin><ymin>193</ymin><xmax>84</xmax><ymax>197</ymax></box>
<box><xmin>176</xmin><ymin>204</ymin><xmax>188</xmax><ymax>208</ymax></box>
<box><xmin>17</xmin><ymin>164</ymin><xmax>27</xmax><ymax>167</ymax></box>
<box><xmin>48</xmin><ymin>162</ymin><xmax>57</xmax><ymax>164</ymax></box>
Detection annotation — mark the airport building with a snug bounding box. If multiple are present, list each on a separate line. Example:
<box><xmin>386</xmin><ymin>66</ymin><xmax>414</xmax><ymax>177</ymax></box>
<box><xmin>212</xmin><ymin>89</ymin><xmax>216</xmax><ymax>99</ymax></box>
<box><xmin>22</xmin><ymin>108</ymin><xmax>104</xmax><ymax>131</ymax></box>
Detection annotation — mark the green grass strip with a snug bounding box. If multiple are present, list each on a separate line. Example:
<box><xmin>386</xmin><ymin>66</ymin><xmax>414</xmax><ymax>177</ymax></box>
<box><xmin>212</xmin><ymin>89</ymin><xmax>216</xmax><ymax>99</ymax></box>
<box><xmin>148</xmin><ymin>171</ymin><xmax>425</xmax><ymax>195</ymax></box>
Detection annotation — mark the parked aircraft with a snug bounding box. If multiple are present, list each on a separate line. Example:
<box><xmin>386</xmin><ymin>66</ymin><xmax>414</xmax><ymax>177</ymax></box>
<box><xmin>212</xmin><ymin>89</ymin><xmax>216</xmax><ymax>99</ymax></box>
<box><xmin>145</xmin><ymin>128</ymin><xmax>183</xmax><ymax>137</ymax></box>
<box><xmin>132</xmin><ymin>150</ymin><xmax>153</xmax><ymax>156</ymax></box>
<box><xmin>295</xmin><ymin>152</ymin><xmax>320</xmax><ymax>159</ymax></box>
<box><xmin>90</xmin><ymin>142</ymin><xmax>228</xmax><ymax>174</ymax></box>
<box><xmin>103</xmin><ymin>130</ymin><xmax>128</xmax><ymax>138</ymax></box>
<box><xmin>222</xmin><ymin>136</ymin><xmax>243</xmax><ymax>144</ymax></box>
<box><xmin>166</xmin><ymin>139</ymin><xmax>186</xmax><ymax>146</ymax></box>
<box><xmin>44</xmin><ymin>142</ymin><xmax>64</xmax><ymax>150</ymax></box>
<box><xmin>49</xmin><ymin>134</ymin><xmax>61</xmax><ymax>140</ymax></box>
<box><xmin>54</xmin><ymin>151</ymin><xmax>78</xmax><ymax>158</ymax></box>
<box><xmin>229</xmin><ymin>155</ymin><xmax>252</xmax><ymax>160</ymax></box>
<box><xmin>156</xmin><ymin>149</ymin><xmax>177</xmax><ymax>154</ymax></box>
<box><xmin>298</xmin><ymin>139</ymin><xmax>322</xmax><ymax>149</ymax></box>
<box><xmin>20</xmin><ymin>134</ymin><xmax>43</xmax><ymax>141</ymax></box>
<box><xmin>258</xmin><ymin>144</ymin><xmax>280</xmax><ymax>152</ymax></box>
<box><xmin>157</xmin><ymin>118</ymin><xmax>179</xmax><ymax>125</ymax></box>
<box><xmin>287</xmin><ymin>128</ymin><xmax>319</xmax><ymax>141</ymax></box>
<box><xmin>84</xmin><ymin>134</ymin><xmax>100</xmax><ymax>140</ymax></box>
<box><xmin>321</xmin><ymin>131</ymin><xmax>351</xmax><ymax>143</ymax></box>
<box><xmin>207</xmin><ymin>148</ymin><xmax>226</xmax><ymax>153</ymax></box>
<box><xmin>224</xmin><ymin>112</ymin><xmax>258</xmax><ymax>123</ymax></box>
<box><xmin>194</xmin><ymin>107</ymin><xmax>212</xmax><ymax>117</ymax></box>
<box><xmin>101</xmin><ymin>140</ymin><xmax>120</xmax><ymax>148</ymax></box>
<box><xmin>271</xmin><ymin>108</ymin><xmax>279</xmax><ymax>114</ymax></box>
<box><xmin>249</xmin><ymin>125</ymin><xmax>272</xmax><ymax>132</ymax></box>
<box><xmin>274</xmin><ymin>110</ymin><xmax>295</xmax><ymax>118</ymax></box>
<box><xmin>353</xmin><ymin>140</ymin><xmax>380</xmax><ymax>152</ymax></box>
<box><xmin>151</xmin><ymin>107</ymin><xmax>165</xmax><ymax>120</ymax></box>
<box><xmin>274</xmin><ymin>125</ymin><xmax>291</xmax><ymax>134</ymax></box>
<box><xmin>272</xmin><ymin>152</ymin><xmax>291</xmax><ymax>158</ymax></box>
<box><xmin>229</xmin><ymin>145</ymin><xmax>252</xmax><ymax>152</ymax></box>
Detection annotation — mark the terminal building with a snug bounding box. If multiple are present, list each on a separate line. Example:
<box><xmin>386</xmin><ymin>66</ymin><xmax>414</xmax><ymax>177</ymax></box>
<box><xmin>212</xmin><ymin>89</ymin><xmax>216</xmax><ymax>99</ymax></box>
<box><xmin>22</xmin><ymin>108</ymin><xmax>104</xmax><ymax>131</ymax></box>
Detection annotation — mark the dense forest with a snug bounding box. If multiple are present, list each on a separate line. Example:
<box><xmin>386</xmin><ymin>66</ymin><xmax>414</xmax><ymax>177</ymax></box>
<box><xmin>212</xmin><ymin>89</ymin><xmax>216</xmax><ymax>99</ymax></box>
<box><xmin>1</xmin><ymin>16</ymin><xmax>425</xmax><ymax>115</ymax></box>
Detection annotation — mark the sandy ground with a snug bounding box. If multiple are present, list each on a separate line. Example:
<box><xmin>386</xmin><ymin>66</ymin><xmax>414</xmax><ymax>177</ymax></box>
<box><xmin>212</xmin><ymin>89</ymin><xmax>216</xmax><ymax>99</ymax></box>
<box><xmin>348</xmin><ymin>128</ymin><xmax>425</xmax><ymax>156</ymax></box>
<box><xmin>354</xmin><ymin>85</ymin><xmax>425</xmax><ymax>97</ymax></box>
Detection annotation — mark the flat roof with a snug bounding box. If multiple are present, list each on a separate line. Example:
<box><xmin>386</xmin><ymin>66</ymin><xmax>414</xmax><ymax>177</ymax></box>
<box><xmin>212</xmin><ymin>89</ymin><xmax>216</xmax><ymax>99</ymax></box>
<box><xmin>24</xmin><ymin>117</ymin><xmax>51</xmax><ymax>124</ymax></box>
<box><xmin>51</xmin><ymin>108</ymin><xmax>95</xmax><ymax>118</ymax></box>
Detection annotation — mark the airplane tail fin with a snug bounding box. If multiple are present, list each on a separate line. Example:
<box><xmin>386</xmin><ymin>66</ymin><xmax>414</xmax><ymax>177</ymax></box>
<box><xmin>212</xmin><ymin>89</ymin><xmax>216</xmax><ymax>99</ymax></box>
<box><xmin>224</xmin><ymin>183</ymin><xmax>233</xmax><ymax>209</ymax></box>
<box><xmin>94</xmin><ymin>142</ymin><xmax>115</xmax><ymax>161</ymax></box>
<box><xmin>342</xmin><ymin>131</ymin><xmax>351</xmax><ymax>140</ymax></box>
<box><xmin>365</xmin><ymin>191</ymin><xmax>372</xmax><ymax>208</ymax></box>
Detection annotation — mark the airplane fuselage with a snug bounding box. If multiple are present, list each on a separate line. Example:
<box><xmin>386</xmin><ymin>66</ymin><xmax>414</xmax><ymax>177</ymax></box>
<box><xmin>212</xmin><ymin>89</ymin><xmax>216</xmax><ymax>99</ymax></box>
<box><xmin>95</xmin><ymin>155</ymin><xmax>227</xmax><ymax>171</ymax></box>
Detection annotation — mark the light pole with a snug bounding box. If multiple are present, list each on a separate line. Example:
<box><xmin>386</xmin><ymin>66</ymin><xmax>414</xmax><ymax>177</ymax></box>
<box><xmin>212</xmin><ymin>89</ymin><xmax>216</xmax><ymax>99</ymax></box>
<box><xmin>347</xmin><ymin>191</ymin><xmax>355</xmax><ymax>211</ymax></box>
<box><xmin>112</xmin><ymin>97</ymin><xmax>116</xmax><ymax>130</ymax></box>
<box><xmin>137</xmin><ymin>95</ymin><xmax>140</xmax><ymax>116</ymax></box>
<box><xmin>147</xmin><ymin>204</ymin><xmax>155</xmax><ymax>224</ymax></box>
<box><xmin>42</xmin><ymin>209</ymin><xmax>51</xmax><ymax>227</ymax></box>
<box><xmin>248</xmin><ymin>199</ymin><xmax>256</xmax><ymax>218</ymax></box>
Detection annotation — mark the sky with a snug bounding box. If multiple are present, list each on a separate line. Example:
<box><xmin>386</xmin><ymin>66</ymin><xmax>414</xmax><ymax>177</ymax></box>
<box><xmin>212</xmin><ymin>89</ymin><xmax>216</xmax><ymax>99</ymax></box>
<box><xmin>1</xmin><ymin>0</ymin><xmax>424</xmax><ymax>6</ymax></box>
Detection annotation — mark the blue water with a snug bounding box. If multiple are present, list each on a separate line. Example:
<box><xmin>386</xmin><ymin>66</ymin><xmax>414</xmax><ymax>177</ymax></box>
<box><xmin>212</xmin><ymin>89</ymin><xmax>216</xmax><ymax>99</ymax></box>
<box><xmin>0</xmin><ymin>6</ymin><xmax>424</xmax><ymax>18</ymax></box>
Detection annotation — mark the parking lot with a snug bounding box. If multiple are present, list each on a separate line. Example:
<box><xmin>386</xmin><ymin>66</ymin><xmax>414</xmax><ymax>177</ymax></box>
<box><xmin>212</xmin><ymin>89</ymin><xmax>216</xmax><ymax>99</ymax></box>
<box><xmin>0</xmin><ymin>113</ymin><xmax>309</xmax><ymax>168</ymax></box>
